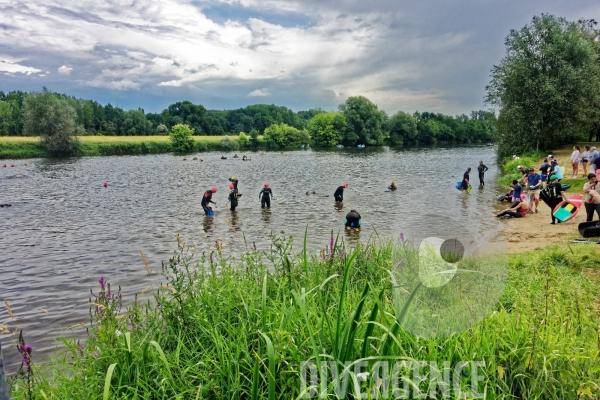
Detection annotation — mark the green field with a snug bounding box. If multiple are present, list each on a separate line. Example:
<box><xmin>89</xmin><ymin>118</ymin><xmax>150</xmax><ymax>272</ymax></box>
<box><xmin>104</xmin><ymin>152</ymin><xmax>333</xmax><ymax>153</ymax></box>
<box><xmin>0</xmin><ymin>136</ymin><xmax>246</xmax><ymax>159</ymax></box>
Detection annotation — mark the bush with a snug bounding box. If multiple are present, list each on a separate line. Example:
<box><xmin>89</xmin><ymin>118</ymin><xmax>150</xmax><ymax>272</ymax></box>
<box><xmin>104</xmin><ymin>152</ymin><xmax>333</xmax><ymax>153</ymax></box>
<box><xmin>169</xmin><ymin>124</ymin><xmax>195</xmax><ymax>152</ymax></box>
<box><xmin>218</xmin><ymin>135</ymin><xmax>240</xmax><ymax>151</ymax></box>
<box><xmin>238</xmin><ymin>132</ymin><xmax>250</xmax><ymax>147</ymax></box>
<box><xmin>263</xmin><ymin>123</ymin><xmax>310</xmax><ymax>148</ymax></box>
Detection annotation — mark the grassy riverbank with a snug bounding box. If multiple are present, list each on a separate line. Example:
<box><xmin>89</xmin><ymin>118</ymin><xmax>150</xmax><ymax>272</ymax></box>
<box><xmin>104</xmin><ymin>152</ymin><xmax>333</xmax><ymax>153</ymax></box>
<box><xmin>0</xmin><ymin>136</ymin><xmax>244</xmax><ymax>159</ymax></box>
<box><xmin>7</xmin><ymin>233</ymin><xmax>600</xmax><ymax>399</ymax></box>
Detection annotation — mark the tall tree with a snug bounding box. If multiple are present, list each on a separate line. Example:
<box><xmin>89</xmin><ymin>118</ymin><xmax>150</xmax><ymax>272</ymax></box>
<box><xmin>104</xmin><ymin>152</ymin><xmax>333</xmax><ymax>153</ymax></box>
<box><xmin>22</xmin><ymin>90</ymin><xmax>81</xmax><ymax>155</ymax></box>
<box><xmin>308</xmin><ymin>112</ymin><xmax>346</xmax><ymax>147</ymax></box>
<box><xmin>486</xmin><ymin>15</ymin><xmax>600</xmax><ymax>155</ymax></box>
<box><xmin>339</xmin><ymin>96</ymin><xmax>385</xmax><ymax>146</ymax></box>
<box><xmin>388</xmin><ymin>111</ymin><xmax>417</xmax><ymax>145</ymax></box>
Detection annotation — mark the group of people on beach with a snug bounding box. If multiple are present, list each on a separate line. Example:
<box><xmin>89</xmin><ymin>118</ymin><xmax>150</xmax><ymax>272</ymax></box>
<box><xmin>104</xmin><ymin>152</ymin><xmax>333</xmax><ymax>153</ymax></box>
<box><xmin>199</xmin><ymin>178</ymin><xmax>363</xmax><ymax>232</ymax></box>
<box><xmin>496</xmin><ymin>153</ymin><xmax>600</xmax><ymax>224</ymax></box>
<box><xmin>569</xmin><ymin>145</ymin><xmax>600</xmax><ymax>178</ymax></box>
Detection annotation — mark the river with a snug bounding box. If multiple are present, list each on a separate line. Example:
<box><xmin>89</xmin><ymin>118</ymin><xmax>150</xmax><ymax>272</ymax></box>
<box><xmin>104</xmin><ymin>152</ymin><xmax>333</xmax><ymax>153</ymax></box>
<box><xmin>0</xmin><ymin>145</ymin><xmax>504</xmax><ymax>370</ymax></box>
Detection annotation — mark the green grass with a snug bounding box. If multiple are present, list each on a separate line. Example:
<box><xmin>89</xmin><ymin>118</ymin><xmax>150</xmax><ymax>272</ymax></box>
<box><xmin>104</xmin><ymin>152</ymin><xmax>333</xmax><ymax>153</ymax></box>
<box><xmin>0</xmin><ymin>136</ymin><xmax>259</xmax><ymax>159</ymax></box>
<box><xmin>8</xmin><ymin>232</ymin><xmax>600</xmax><ymax>399</ymax></box>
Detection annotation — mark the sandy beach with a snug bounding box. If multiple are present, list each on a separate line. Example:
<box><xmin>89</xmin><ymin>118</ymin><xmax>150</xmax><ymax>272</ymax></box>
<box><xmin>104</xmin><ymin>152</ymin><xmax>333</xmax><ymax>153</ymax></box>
<box><xmin>498</xmin><ymin>144</ymin><xmax>600</xmax><ymax>253</ymax></box>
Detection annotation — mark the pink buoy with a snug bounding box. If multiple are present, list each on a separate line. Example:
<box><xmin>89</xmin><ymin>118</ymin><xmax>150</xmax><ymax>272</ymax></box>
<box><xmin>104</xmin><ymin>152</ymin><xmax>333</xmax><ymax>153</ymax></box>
<box><xmin>103</xmin><ymin>181</ymin><xmax>108</xmax><ymax>187</ymax></box>
<box><xmin>11</xmin><ymin>164</ymin><xmax>15</xmax><ymax>167</ymax></box>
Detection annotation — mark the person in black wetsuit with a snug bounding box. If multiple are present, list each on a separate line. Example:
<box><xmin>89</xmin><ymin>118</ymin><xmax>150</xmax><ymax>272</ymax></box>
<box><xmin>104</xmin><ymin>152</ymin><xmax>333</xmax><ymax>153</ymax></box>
<box><xmin>477</xmin><ymin>161</ymin><xmax>488</xmax><ymax>186</ymax></box>
<box><xmin>259</xmin><ymin>182</ymin><xmax>274</xmax><ymax>208</ymax></box>
<box><xmin>201</xmin><ymin>186</ymin><xmax>217</xmax><ymax>215</ymax></box>
<box><xmin>546</xmin><ymin>175</ymin><xmax>568</xmax><ymax>224</ymax></box>
<box><xmin>461</xmin><ymin>168</ymin><xmax>471</xmax><ymax>193</ymax></box>
<box><xmin>334</xmin><ymin>183</ymin><xmax>348</xmax><ymax>203</ymax></box>
<box><xmin>345</xmin><ymin>210</ymin><xmax>361</xmax><ymax>232</ymax></box>
<box><xmin>228</xmin><ymin>183</ymin><xmax>238</xmax><ymax>211</ymax></box>
<box><xmin>228</xmin><ymin>175</ymin><xmax>239</xmax><ymax>190</ymax></box>
<box><xmin>388</xmin><ymin>180</ymin><xmax>397</xmax><ymax>190</ymax></box>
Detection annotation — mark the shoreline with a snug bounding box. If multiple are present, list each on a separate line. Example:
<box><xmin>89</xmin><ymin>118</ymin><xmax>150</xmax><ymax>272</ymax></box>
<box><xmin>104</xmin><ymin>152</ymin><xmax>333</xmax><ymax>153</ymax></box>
<box><xmin>496</xmin><ymin>143</ymin><xmax>600</xmax><ymax>253</ymax></box>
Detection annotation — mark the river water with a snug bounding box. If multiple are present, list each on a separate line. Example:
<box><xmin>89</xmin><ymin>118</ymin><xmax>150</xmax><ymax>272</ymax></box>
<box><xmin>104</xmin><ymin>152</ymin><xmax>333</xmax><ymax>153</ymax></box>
<box><xmin>0</xmin><ymin>145</ymin><xmax>503</xmax><ymax>370</ymax></box>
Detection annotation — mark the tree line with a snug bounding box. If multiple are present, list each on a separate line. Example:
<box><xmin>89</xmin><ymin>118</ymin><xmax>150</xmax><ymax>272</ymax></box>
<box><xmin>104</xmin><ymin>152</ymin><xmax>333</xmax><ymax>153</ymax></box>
<box><xmin>1</xmin><ymin>89</ymin><xmax>496</xmax><ymax>152</ymax></box>
<box><xmin>486</xmin><ymin>14</ymin><xmax>600</xmax><ymax>156</ymax></box>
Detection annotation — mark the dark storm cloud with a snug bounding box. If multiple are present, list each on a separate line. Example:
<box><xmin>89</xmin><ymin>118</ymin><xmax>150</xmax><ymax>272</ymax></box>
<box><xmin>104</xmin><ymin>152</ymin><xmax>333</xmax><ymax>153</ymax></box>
<box><xmin>0</xmin><ymin>0</ymin><xmax>598</xmax><ymax>115</ymax></box>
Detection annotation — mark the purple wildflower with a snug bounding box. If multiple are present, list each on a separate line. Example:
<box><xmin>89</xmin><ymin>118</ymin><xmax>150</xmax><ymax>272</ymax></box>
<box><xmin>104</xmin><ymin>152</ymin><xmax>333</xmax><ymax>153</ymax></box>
<box><xmin>397</xmin><ymin>258</ymin><xmax>405</xmax><ymax>268</ymax></box>
<box><xmin>330</xmin><ymin>236</ymin><xmax>334</xmax><ymax>252</ymax></box>
<box><xmin>253</xmin><ymin>242</ymin><xmax>257</xmax><ymax>251</ymax></box>
<box><xmin>400</xmin><ymin>233</ymin><xmax>405</xmax><ymax>242</ymax></box>
<box><xmin>98</xmin><ymin>277</ymin><xmax>105</xmax><ymax>291</ymax></box>
<box><xmin>367</xmin><ymin>253</ymin><xmax>371</xmax><ymax>259</ymax></box>
<box><xmin>17</xmin><ymin>341</ymin><xmax>33</xmax><ymax>371</ymax></box>
<box><xmin>91</xmin><ymin>351</ymin><xmax>99</xmax><ymax>358</ymax></box>
<box><xmin>339</xmin><ymin>252</ymin><xmax>345</xmax><ymax>258</ymax></box>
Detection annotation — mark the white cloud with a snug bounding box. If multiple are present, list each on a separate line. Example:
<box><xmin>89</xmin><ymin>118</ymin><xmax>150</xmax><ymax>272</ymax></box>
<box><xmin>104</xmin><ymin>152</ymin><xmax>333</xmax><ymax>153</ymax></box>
<box><xmin>0</xmin><ymin>60</ymin><xmax>41</xmax><ymax>75</ymax></box>
<box><xmin>248</xmin><ymin>88</ymin><xmax>270</xmax><ymax>97</ymax></box>
<box><xmin>58</xmin><ymin>65</ymin><xmax>72</xmax><ymax>75</ymax></box>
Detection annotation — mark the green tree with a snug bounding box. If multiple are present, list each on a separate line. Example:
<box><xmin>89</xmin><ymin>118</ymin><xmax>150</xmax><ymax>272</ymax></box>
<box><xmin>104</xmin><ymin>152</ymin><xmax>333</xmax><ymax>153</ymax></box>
<box><xmin>249</xmin><ymin>128</ymin><xmax>260</xmax><ymax>148</ymax></box>
<box><xmin>219</xmin><ymin>135</ymin><xmax>240</xmax><ymax>151</ymax></box>
<box><xmin>22</xmin><ymin>90</ymin><xmax>81</xmax><ymax>155</ymax></box>
<box><xmin>238</xmin><ymin>132</ymin><xmax>250</xmax><ymax>147</ymax></box>
<box><xmin>263</xmin><ymin>123</ymin><xmax>310</xmax><ymax>148</ymax></box>
<box><xmin>339</xmin><ymin>96</ymin><xmax>385</xmax><ymax>146</ymax></box>
<box><xmin>169</xmin><ymin>124</ymin><xmax>195</xmax><ymax>152</ymax></box>
<box><xmin>308</xmin><ymin>112</ymin><xmax>346</xmax><ymax>147</ymax></box>
<box><xmin>388</xmin><ymin>111</ymin><xmax>417</xmax><ymax>145</ymax></box>
<box><xmin>486</xmin><ymin>15</ymin><xmax>600</xmax><ymax>155</ymax></box>
<box><xmin>0</xmin><ymin>100</ymin><xmax>11</xmax><ymax>136</ymax></box>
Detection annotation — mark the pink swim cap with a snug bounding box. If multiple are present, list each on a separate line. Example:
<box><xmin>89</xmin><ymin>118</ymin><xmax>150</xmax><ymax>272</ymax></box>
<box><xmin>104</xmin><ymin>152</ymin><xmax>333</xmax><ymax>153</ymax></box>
<box><xmin>343</xmin><ymin>183</ymin><xmax>348</xmax><ymax>188</ymax></box>
<box><xmin>264</xmin><ymin>182</ymin><xmax>269</xmax><ymax>187</ymax></box>
<box><xmin>520</xmin><ymin>194</ymin><xmax>526</xmax><ymax>200</ymax></box>
<box><xmin>229</xmin><ymin>183</ymin><xmax>234</xmax><ymax>189</ymax></box>
<box><xmin>212</xmin><ymin>186</ymin><xmax>218</xmax><ymax>193</ymax></box>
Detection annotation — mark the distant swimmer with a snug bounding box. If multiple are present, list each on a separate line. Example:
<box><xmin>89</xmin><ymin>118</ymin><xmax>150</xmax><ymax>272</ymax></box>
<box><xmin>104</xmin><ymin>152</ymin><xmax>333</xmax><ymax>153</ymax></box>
<box><xmin>477</xmin><ymin>161</ymin><xmax>488</xmax><ymax>186</ymax></box>
<box><xmin>388</xmin><ymin>180</ymin><xmax>397</xmax><ymax>191</ymax></box>
<box><xmin>259</xmin><ymin>182</ymin><xmax>274</xmax><ymax>208</ymax></box>
<box><xmin>201</xmin><ymin>187</ymin><xmax>217</xmax><ymax>216</ymax></box>
<box><xmin>306</xmin><ymin>189</ymin><xmax>316</xmax><ymax>195</ymax></box>
<box><xmin>221</xmin><ymin>156</ymin><xmax>227</xmax><ymax>160</ymax></box>
<box><xmin>228</xmin><ymin>183</ymin><xmax>239</xmax><ymax>211</ymax></box>
<box><xmin>183</xmin><ymin>157</ymin><xmax>187</xmax><ymax>161</ymax></box>
<box><xmin>345</xmin><ymin>210</ymin><xmax>361</xmax><ymax>232</ymax></box>
<box><xmin>233</xmin><ymin>154</ymin><xmax>239</xmax><ymax>158</ymax></box>
<box><xmin>334</xmin><ymin>183</ymin><xmax>348</xmax><ymax>203</ymax></box>
<box><xmin>193</xmin><ymin>157</ymin><xmax>198</xmax><ymax>160</ymax></box>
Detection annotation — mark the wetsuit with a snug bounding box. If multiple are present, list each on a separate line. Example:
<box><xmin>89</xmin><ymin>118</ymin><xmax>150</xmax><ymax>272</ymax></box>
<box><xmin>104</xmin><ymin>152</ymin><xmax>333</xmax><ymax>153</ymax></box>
<box><xmin>461</xmin><ymin>171</ymin><xmax>470</xmax><ymax>190</ymax></box>
<box><xmin>334</xmin><ymin>186</ymin><xmax>345</xmax><ymax>202</ymax></box>
<box><xmin>228</xmin><ymin>188</ymin><xmax>239</xmax><ymax>211</ymax></box>
<box><xmin>477</xmin><ymin>164</ymin><xmax>488</xmax><ymax>185</ymax></box>
<box><xmin>259</xmin><ymin>187</ymin><xmax>273</xmax><ymax>208</ymax></box>
<box><xmin>201</xmin><ymin>190</ymin><xmax>215</xmax><ymax>215</ymax></box>
<box><xmin>497</xmin><ymin>207</ymin><xmax>527</xmax><ymax>218</ymax></box>
<box><xmin>389</xmin><ymin>183</ymin><xmax>397</xmax><ymax>191</ymax></box>
<box><xmin>546</xmin><ymin>182</ymin><xmax>564</xmax><ymax>224</ymax></box>
<box><xmin>345</xmin><ymin>210</ymin><xmax>361</xmax><ymax>228</ymax></box>
<box><xmin>228</xmin><ymin>178</ymin><xmax>239</xmax><ymax>190</ymax></box>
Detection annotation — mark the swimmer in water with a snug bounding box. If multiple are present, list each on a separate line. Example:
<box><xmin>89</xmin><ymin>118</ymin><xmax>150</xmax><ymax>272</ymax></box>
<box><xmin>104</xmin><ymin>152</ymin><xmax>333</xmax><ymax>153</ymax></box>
<box><xmin>201</xmin><ymin>187</ymin><xmax>217</xmax><ymax>215</ymax></box>
<box><xmin>334</xmin><ymin>183</ymin><xmax>348</xmax><ymax>203</ymax></box>
<box><xmin>259</xmin><ymin>182</ymin><xmax>274</xmax><ymax>208</ymax></box>
<box><xmin>388</xmin><ymin>180</ymin><xmax>397</xmax><ymax>190</ymax></box>
<box><xmin>228</xmin><ymin>175</ymin><xmax>239</xmax><ymax>190</ymax></box>
<box><xmin>345</xmin><ymin>210</ymin><xmax>361</xmax><ymax>232</ymax></box>
<box><xmin>228</xmin><ymin>183</ymin><xmax>238</xmax><ymax>211</ymax></box>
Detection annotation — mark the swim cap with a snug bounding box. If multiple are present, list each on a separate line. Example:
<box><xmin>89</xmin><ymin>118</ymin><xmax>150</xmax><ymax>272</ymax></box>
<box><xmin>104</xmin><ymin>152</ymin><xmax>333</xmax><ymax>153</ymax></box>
<box><xmin>550</xmin><ymin>175</ymin><xmax>558</xmax><ymax>181</ymax></box>
<box><xmin>211</xmin><ymin>186</ymin><xmax>217</xmax><ymax>193</ymax></box>
<box><xmin>229</xmin><ymin>183</ymin><xmax>234</xmax><ymax>189</ymax></box>
<box><xmin>264</xmin><ymin>182</ymin><xmax>269</xmax><ymax>187</ymax></box>
<box><xmin>231</xmin><ymin>175</ymin><xmax>236</xmax><ymax>180</ymax></box>
<box><xmin>343</xmin><ymin>183</ymin><xmax>348</xmax><ymax>188</ymax></box>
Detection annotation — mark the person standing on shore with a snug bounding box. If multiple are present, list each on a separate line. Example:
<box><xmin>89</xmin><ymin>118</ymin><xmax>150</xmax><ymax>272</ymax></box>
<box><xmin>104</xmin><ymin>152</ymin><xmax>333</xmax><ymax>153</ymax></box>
<box><xmin>477</xmin><ymin>161</ymin><xmax>488</xmax><ymax>186</ymax></box>
<box><xmin>581</xmin><ymin>146</ymin><xmax>591</xmax><ymax>177</ymax></box>
<box><xmin>547</xmin><ymin>175</ymin><xmax>568</xmax><ymax>224</ymax></box>
<box><xmin>540</xmin><ymin>159</ymin><xmax>551</xmax><ymax>187</ymax></box>
<box><xmin>526</xmin><ymin>168</ymin><xmax>543</xmax><ymax>214</ymax></box>
<box><xmin>461</xmin><ymin>168</ymin><xmax>471</xmax><ymax>194</ymax></box>
<box><xmin>590</xmin><ymin>147</ymin><xmax>599</xmax><ymax>173</ymax></box>
<box><xmin>571</xmin><ymin>146</ymin><xmax>581</xmax><ymax>178</ymax></box>
<box><xmin>583</xmin><ymin>173</ymin><xmax>600</xmax><ymax>221</ymax></box>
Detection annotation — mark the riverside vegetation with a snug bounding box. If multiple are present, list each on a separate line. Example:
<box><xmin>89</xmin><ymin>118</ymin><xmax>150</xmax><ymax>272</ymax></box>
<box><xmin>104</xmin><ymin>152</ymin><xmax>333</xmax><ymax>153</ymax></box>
<box><xmin>6</xmin><ymin>231</ymin><xmax>600</xmax><ymax>399</ymax></box>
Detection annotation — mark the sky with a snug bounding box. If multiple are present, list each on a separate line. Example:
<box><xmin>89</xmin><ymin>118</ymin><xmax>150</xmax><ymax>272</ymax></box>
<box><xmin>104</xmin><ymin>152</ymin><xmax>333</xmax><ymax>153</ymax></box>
<box><xmin>0</xmin><ymin>0</ymin><xmax>599</xmax><ymax>115</ymax></box>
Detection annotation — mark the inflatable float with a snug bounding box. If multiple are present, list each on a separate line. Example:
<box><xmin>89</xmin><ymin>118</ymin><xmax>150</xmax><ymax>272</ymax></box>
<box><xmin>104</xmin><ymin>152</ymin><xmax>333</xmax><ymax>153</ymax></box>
<box><xmin>578</xmin><ymin>221</ymin><xmax>600</xmax><ymax>238</ymax></box>
<box><xmin>552</xmin><ymin>194</ymin><xmax>583</xmax><ymax>222</ymax></box>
